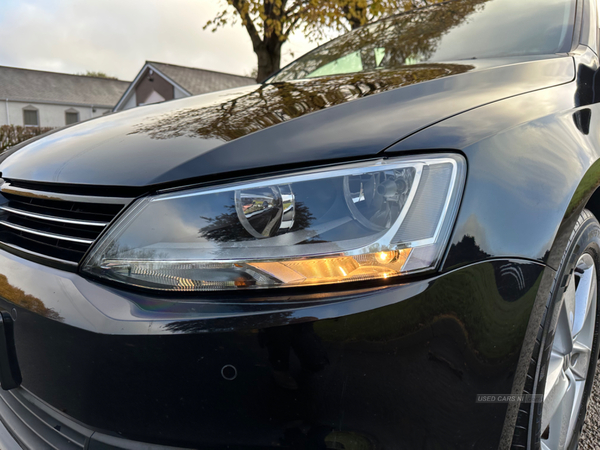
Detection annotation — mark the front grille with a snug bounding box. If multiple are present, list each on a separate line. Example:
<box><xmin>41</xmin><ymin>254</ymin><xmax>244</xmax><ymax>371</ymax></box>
<box><xmin>0</xmin><ymin>180</ymin><xmax>132</xmax><ymax>267</ymax></box>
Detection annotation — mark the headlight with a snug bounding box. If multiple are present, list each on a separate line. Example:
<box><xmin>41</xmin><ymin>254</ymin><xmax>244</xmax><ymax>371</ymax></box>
<box><xmin>82</xmin><ymin>154</ymin><xmax>465</xmax><ymax>291</ymax></box>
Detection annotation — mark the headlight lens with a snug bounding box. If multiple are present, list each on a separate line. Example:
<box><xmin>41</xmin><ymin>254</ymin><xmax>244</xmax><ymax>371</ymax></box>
<box><xmin>82</xmin><ymin>155</ymin><xmax>465</xmax><ymax>291</ymax></box>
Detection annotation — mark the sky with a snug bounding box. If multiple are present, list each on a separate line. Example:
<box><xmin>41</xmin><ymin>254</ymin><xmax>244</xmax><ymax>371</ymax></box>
<box><xmin>0</xmin><ymin>0</ymin><xmax>324</xmax><ymax>81</ymax></box>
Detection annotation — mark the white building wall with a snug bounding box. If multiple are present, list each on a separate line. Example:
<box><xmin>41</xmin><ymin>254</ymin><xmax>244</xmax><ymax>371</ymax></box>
<box><xmin>121</xmin><ymin>93</ymin><xmax>137</xmax><ymax>111</ymax></box>
<box><xmin>0</xmin><ymin>100</ymin><xmax>8</xmax><ymax>126</ymax></box>
<box><xmin>115</xmin><ymin>73</ymin><xmax>192</xmax><ymax>112</ymax></box>
<box><xmin>1</xmin><ymin>101</ymin><xmax>112</xmax><ymax>127</ymax></box>
<box><xmin>174</xmin><ymin>85</ymin><xmax>188</xmax><ymax>99</ymax></box>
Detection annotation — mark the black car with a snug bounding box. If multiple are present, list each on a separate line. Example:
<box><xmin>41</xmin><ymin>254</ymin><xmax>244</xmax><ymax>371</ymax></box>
<box><xmin>0</xmin><ymin>0</ymin><xmax>598</xmax><ymax>448</ymax></box>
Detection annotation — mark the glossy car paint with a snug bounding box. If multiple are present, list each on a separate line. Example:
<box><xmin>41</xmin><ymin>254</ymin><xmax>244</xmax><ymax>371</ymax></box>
<box><xmin>0</xmin><ymin>57</ymin><xmax>573</xmax><ymax>187</ymax></box>
<box><xmin>0</xmin><ymin>252</ymin><xmax>546</xmax><ymax>449</ymax></box>
<box><xmin>0</xmin><ymin>0</ymin><xmax>598</xmax><ymax>449</ymax></box>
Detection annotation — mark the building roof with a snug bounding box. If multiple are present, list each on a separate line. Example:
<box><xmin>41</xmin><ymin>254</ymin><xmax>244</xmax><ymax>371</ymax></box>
<box><xmin>147</xmin><ymin>61</ymin><xmax>255</xmax><ymax>95</ymax></box>
<box><xmin>0</xmin><ymin>65</ymin><xmax>130</xmax><ymax>108</ymax></box>
<box><xmin>114</xmin><ymin>61</ymin><xmax>256</xmax><ymax>111</ymax></box>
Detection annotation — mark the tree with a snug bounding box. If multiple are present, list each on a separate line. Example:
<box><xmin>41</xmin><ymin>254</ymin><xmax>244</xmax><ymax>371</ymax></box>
<box><xmin>205</xmin><ymin>0</ymin><xmax>441</xmax><ymax>82</ymax></box>
<box><xmin>78</xmin><ymin>71</ymin><xmax>118</xmax><ymax>79</ymax></box>
<box><xmin>130</xmin><ymin>63</ymin><xmax>473</xmax><ymax>143</ymax></box>
<box><xmin>137</xmin><ymin>0</ymin><xmax>491</xmax><ymax>140</ymax></box>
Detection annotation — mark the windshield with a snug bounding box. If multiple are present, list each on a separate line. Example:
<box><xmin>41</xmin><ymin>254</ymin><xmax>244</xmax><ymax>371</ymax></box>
<box><xmin>270</xmin><ymin>0</ymin><xmax>576</xmax><ymax>82</ymax></box>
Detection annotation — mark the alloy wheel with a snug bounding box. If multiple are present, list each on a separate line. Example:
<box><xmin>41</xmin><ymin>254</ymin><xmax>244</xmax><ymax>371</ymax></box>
<box><xmin>541</xmin><ymin>253</ymin><xmax>597</xmax><ymax>450</ymax></box>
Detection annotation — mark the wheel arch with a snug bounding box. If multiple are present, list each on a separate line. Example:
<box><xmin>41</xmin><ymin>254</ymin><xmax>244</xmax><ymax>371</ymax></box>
<box><xmin>583</xmin><ymin>173</ymin><xmax>600</xmax><ymax>223</ymax></box>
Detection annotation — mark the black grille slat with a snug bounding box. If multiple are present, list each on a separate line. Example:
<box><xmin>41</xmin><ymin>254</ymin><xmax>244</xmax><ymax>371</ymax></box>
<box><xmin>3</xmin><ymin>193</ymin><xmax>121</xmax><ymax>222</ymax></box>
<box><xmin>0</xmin><ymin>231</ymin><xmax>90</xmax><ymax>263</ymax></box>
<box><xmin>1</xmin><ymin>204</ymin><xmax>109</xmax><ymax>226</ymax></box>
<box><xmin>3</xmin><ymin>214</ymin><xmax>102</xmax><ymax>241</ymax></box>
<box><xmin>0</xmin><ymin>183</ymin><xmax>127</xmax><ymax>265</ymax></box>
<box><xmin>0</xmin><ymin>387</ymin><xmax>89</xmax><ymax>449</ymax></box>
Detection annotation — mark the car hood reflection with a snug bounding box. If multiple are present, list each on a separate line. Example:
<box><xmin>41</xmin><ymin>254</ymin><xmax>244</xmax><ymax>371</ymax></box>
<box><xmin>0</xmin><ymin>57</ymin><xmax>573</xmax><ymax>187</ymax></box>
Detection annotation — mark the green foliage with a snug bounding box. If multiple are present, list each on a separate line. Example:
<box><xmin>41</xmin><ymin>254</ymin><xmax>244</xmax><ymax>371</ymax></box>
<box><xmin>244</xmin><ymin>67</ymin><xmax>259</xmax><ymax>78</ymax></box>
<box><xmin>206</xmin><ymin>0</ymin><xmax>443</xmax><ymax>42</ymax></box>
<box><xmin>0</xmin><ymin>125</ymin><xmax>53</xmax><ymax>153</ymax></box>
<box><xmin>78</xmin><ymin>71</ymin><xmax>118</xmax><ymax>79</ymax></box>
<box><xmin>206</xmin><ymin>0</ymin><xmax>459</xmax><ymax>81</ymax></box>
<box><xmin>272</xmin><ymin>0</ymin><xmax>487</xmax><ymax>81</ymax></box>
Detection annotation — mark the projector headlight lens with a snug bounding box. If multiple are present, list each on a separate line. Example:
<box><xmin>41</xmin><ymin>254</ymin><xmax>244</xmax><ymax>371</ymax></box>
<box><xmin>82</xmin><ymin>155</ymin><xmax>465</xmax><ymax>291</ymax></box>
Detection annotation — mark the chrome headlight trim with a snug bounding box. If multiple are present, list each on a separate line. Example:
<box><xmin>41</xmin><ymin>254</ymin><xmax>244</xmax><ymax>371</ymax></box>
<box><xmin>82</xmin><ymin>154</ymin><xmax>465</xmax><ymax>292</ymax></box>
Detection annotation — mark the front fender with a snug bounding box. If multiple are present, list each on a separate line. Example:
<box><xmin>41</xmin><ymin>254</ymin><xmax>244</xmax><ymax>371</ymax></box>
<box><xmin>385</xmin><ymin>80</ymin><xmax>600</xmax><ymax>273</ymax></box>
<box><xmin>385</xmin><ymin>71</ymin><xmax>600</xmax><ymax>447</ymax></box>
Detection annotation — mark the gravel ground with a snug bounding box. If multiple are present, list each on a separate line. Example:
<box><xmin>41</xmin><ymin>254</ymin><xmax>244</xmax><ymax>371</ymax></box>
<box><xmin>579</xmin><ymin>370</ymin><xmax>600</xmax><ymax>449</ymax></box>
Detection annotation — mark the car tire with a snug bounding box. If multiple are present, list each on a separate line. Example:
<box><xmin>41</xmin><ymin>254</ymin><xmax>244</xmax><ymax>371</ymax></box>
<box><xmin>512</xmin><ymin>209</ymin><xmax>600</xmax><ymax>450</ymax></box>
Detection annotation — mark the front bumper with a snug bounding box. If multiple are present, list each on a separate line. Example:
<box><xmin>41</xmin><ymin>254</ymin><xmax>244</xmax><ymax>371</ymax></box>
<box><xmin>0</xmin><ymin>249</ymin><xmax>548</xmax><ymax>449</ymax></box>
<box><xmin>0</xmin><ymin>387</ymin><xmax>186</xmax><ymax>450</ymax></box>
<box><xmin>0</xmin><ymin>405</ymin><xmax>20</xmax><ymax>450</ymax></box>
